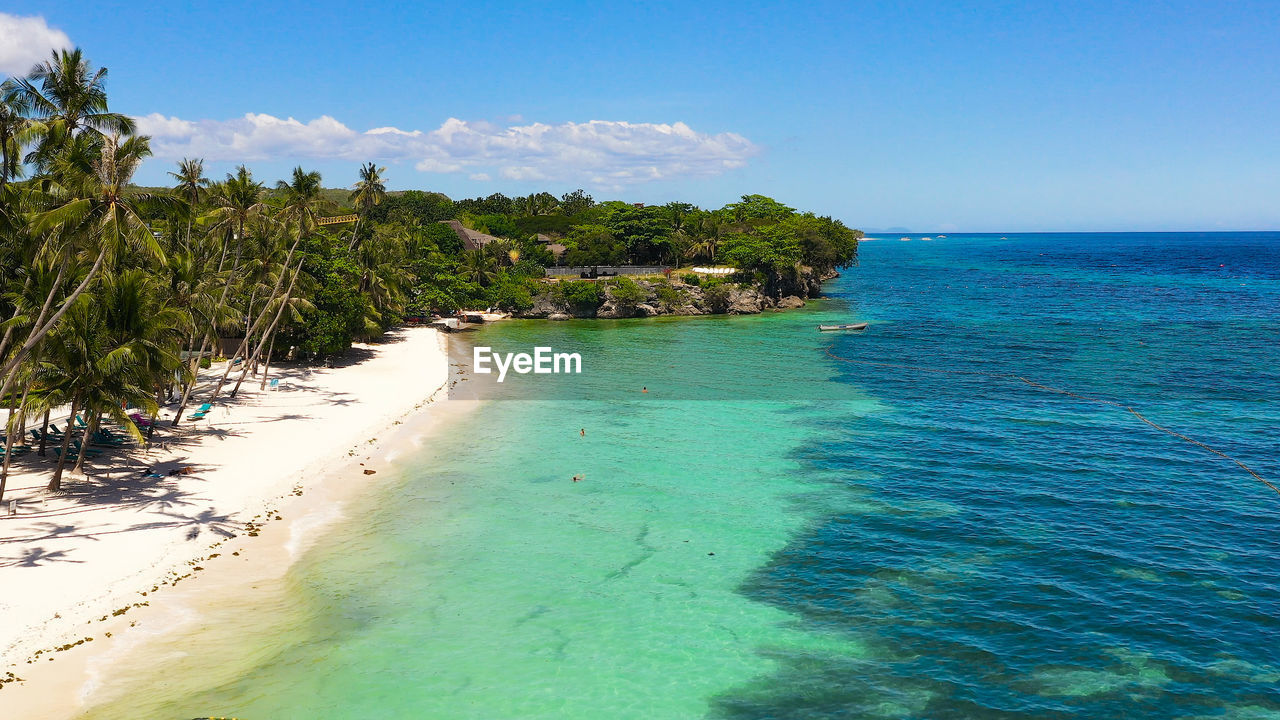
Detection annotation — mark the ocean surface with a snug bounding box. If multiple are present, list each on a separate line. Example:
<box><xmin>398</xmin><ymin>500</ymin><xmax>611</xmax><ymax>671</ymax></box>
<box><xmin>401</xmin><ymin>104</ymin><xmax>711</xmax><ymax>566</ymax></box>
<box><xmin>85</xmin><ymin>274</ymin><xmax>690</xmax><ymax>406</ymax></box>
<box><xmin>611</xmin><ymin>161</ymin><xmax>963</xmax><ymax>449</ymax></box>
<box><xmin>84</xmin><ymin>232</ymin><xmax>1280</xmax><ymax>719</ymax></box>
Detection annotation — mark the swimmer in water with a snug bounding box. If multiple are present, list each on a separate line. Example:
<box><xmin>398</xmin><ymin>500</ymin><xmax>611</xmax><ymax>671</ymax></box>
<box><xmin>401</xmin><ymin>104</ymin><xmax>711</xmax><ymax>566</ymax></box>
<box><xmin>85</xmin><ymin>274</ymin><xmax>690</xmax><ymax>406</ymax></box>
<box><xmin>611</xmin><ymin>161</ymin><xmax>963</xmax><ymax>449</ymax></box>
<box><xmin>642</xmin><ymin>386</ymin><xmax>648</xmax><ymax>393</ymax></box>
<box><xmin>580</xmin><ymin>428</ymin><xmax>585</xmax><ymax>437</ymax></box>
<box><xmin>572</xmin><ymin>474</ymin><xmax>583</xmax><ymax>482</ymax></box>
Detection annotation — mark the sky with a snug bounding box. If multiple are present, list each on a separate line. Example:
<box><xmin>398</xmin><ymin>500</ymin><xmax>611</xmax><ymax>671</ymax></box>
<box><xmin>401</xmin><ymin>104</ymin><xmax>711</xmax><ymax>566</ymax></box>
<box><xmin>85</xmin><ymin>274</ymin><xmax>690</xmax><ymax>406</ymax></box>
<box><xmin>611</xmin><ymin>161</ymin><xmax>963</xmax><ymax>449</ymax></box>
<box><xmin>2</xmin><ymin>0</ymin><xmax>1278</xmax><ymax>232</ymax></box>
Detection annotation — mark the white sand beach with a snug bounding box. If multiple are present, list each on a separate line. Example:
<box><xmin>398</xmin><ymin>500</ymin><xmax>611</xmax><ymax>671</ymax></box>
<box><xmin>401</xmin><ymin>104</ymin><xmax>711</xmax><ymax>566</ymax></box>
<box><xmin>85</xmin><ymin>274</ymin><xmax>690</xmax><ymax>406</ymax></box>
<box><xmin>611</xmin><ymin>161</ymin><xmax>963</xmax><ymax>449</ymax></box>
<box><xmin>0</xmin><ymin>326</ymin><xmax>458</xmax><ymax>713</ymax></box>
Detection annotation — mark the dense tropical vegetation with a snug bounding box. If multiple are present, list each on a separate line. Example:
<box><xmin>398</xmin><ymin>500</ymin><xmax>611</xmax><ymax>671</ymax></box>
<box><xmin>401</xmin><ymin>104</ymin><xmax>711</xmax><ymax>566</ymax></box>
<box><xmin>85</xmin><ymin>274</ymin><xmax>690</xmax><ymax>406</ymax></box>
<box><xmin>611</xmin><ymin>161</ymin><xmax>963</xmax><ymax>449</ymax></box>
<box><xmin>0</xmin><ymin>49</ymin><xmax>859</xmax><ymax>500</ymax></box>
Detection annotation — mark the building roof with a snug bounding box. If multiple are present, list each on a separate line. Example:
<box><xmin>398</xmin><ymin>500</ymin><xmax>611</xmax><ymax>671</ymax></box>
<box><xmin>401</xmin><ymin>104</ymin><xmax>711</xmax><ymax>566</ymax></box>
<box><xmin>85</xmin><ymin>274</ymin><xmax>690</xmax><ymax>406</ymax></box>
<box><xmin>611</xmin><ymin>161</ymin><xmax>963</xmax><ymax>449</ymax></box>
<box><xmin>442</xmin><ymin>220</ymin><xmax>500</xmax><ymax>251</ymax></box>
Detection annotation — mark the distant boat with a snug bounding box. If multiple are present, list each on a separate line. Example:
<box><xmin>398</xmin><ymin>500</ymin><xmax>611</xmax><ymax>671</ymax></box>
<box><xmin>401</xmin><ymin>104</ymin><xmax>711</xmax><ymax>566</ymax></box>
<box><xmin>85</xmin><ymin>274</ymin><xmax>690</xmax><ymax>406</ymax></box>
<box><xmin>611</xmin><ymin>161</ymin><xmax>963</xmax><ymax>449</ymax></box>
<box><xmin>921</xmin><ymin>236</ymin><xmax>934</xmax><ymax>241</ymax></box>
<box><xmin>899</xmin><ymin>236</ymin><xmax>911</xmax><ymax>241</ymax></box>
<box><xmin>937</xmin><ymin>234</ymin><xmax>947</xmax><ymax>238</ymax></box>
<box><xmin>818</xmin><ymin>323</ymin><xmax>868</xmax><ymax>332</ymax></box>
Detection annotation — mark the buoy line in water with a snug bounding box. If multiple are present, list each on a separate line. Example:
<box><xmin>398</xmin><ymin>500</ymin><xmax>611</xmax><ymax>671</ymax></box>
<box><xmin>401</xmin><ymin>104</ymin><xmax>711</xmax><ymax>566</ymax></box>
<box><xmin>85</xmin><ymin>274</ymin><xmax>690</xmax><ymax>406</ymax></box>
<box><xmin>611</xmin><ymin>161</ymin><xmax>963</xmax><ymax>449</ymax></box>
<box><xmin>823</xmin><ymin>347</ymin><xmax>1279</xmax><ymax>498</ymax></box>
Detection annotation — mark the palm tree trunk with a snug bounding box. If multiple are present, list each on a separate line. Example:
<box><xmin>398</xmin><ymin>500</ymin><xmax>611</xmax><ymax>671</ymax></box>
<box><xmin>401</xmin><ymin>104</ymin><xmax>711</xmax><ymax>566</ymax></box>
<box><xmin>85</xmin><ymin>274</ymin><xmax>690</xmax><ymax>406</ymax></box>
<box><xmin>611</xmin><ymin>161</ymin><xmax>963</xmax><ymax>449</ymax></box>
<box><xmin>172</xmin><ymin>334</ymin><xmax>209</xmax><ymax>427</ymax></box>
<box><xmin>72</xmin><ymin>412</ymin><xmax>98</xmax><ymax>476</ymax></box>
<box><xmin>346</xmin><ymin>215</ymin><xmax>363</xmax><ymax>251</ymax></box>
<box><xmin>0</xmin><ymin>250</ymin><xmax>104</xmax><ymax>399</ymax></box>
<box><xmin>49</xmin><ymin>396</ymin><xmax>80</xmax><ymax>492</ymax></box>
<box><xmin>0</xmin><ymin>375</ymin><xmax>36</xmax><ymax>498</ymax></box>
<box><xmin>172</xmin><ymin>238</ymin><xmax>244</xmax><ymax>426</ymax></box>
<box><xmin>38</xmin><ymin>409</ymin><xmax>50</xmax><ymax>456</ymax></box>
<box><xmin>258</xmin><ymin>330</ymin><xmax>280</xmax><ymax>390</ymax></box>
<box><xmin>0</xmin><ymin>275</ymin><xmax>35</xmax><ymax>363</ymax></box>
<box><xmin>0</xmin><ymin>402</ymin><xmax>20</xmax><ymax>504</ymax></box>
<box><xmin>0</xmin><ymin>436</ymin><xmax>13</xmax><ymax>504</ymax></box>
<box><xmin>209</xmin><ymin>235</ymin><xmax>302</xmax><ymax>403</ymax></box>
<box><xmin>233</xmin><ymin>261</ymin><xmax>300</xmax><ymax>398</ymax></box>
<box><xmin>146</xmin><ymin>387</ymin><xmax>162</xmax><ymax>442</ymax></box>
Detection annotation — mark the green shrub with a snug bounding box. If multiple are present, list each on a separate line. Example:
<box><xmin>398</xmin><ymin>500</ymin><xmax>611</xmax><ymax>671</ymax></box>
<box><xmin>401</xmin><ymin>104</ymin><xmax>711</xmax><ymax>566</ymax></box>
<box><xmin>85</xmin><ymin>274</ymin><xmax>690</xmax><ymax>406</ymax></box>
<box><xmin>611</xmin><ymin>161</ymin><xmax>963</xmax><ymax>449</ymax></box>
<box><xmin>680</xmin><ymin>273</ymin><xmax>701</xmax><ymax>286</ymax></box>
<box><xmin>609</xmin><ymin>277</ymin><xmax>646</xmax><ymax>307</ymax></box>
<box><xmin>553</xmin><ymin>280</ymin><xmax>604</xmax><ymax>310</ymax></box>
<box><xmin>488</xmin><ymin>273</ymin><xmax>535</xmax><ymax>312</ymax></box>
<box><xmin>703</xmin><ymin>284</ymin><xmax>732</xmax><ymax>313</ymax></box>
<box><xmin>654</xmin><ymin>281</ymin><xmax>684</xmax><ymax>309</ymax></box>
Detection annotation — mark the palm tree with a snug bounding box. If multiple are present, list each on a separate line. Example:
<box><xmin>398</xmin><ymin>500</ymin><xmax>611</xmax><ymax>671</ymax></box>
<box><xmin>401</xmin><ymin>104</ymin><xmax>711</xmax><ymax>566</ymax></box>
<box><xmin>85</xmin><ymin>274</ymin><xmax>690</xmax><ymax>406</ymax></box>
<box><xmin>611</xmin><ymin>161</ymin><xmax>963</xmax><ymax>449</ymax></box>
<box><xmin>168</xmin><ymin>158</ymin><xmax>209</xmax><ymax>249</ymax></box>
<box><xmin>459</xmin><ymin>249</ymin><xmax>497</xmax><ymax>286</ymax></box>
<box><xmin>4</xmin><ymin>48</ymin><xmax>135</xmax><ymax>172</ymax></box>
<box><xmin>0</xmin><ymin>133</ymin><xmax>170</xmax><ymax>408</ymax></box>
<box><xmin>348</xmin><ymin>162</ymin><xmax>386</xmax><ymax>250</ymax></box>
<box><xmin>351</xmin><ymin>224</ymin><xmax>411</xmax><ymax>339</ymax></box>
<box><xmin>33</xmin><ymin>269</ymin><xmax>184</xmax><ymax>488</ymax></box>
<box><xmin>684</xmin><ymin>211</ymin><xmax>727</xmax><ymax>264</ymax></box>
<box><xmin>0</xmin><ymin>84</ymin><xmax>33</xmax><ymax>187</ymax></box>
<box><xmin>172</xmin><ymin>167</ymin><xmax>268</xmax><ymax>423</ymax></box>
<box><xmin>216</xmin><ymin>167</ymin><xmax>322</xmax><ymax>400</ymax></box>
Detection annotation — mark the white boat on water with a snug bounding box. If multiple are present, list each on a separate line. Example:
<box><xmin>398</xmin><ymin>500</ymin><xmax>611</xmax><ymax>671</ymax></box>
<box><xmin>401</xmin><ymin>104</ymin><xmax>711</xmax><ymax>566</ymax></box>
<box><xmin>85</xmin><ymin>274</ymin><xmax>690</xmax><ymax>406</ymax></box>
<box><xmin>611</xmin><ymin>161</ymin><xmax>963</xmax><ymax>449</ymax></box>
<box><xmin>818</xmin><ymin>323</ymin><xmax>869</xmax><ymax>332</ymax></box>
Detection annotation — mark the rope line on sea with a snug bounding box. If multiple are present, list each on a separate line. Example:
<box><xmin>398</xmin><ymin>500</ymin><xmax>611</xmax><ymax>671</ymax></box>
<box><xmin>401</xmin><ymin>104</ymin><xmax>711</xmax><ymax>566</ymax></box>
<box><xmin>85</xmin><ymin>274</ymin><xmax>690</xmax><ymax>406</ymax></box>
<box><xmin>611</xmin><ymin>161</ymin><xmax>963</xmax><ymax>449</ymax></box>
<box><xmin>823</xmin><ymin>347</ymin><xmax>1280</xmax><ymax>498</ymax></box>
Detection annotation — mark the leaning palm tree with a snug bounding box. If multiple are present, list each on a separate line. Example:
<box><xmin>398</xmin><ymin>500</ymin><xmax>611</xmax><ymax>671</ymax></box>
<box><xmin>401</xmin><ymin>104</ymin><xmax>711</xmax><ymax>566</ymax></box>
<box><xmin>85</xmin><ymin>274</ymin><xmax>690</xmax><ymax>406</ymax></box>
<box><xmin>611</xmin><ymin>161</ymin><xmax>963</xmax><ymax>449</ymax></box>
<box><xmin>0</xmin><ymin>133</ymin><xmax>171</xmax><ymax>408</ymax></box>
<box><xmin>347</xmin><ymin>162</ymin><xmax>386</xmax><ymax>250</ymax></box>
<box><xmin>213</xmin><ymin>167</ymin><xmax>322</xmax><ymax>401</ymax></box>
<box><xmin>173</xmin><ymin>167</ymin><xmax>269</xmax><ymax>422</ymax></box>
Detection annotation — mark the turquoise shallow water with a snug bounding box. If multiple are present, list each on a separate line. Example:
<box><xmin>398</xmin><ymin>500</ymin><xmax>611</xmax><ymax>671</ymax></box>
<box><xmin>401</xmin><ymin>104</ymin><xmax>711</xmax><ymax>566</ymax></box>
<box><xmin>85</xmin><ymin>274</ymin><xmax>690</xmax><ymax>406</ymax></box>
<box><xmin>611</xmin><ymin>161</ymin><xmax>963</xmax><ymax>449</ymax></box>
<box><xmin>84</xmin><ymin>233</ymin><xmax>1279</xmax><ymax>719</ymax></box>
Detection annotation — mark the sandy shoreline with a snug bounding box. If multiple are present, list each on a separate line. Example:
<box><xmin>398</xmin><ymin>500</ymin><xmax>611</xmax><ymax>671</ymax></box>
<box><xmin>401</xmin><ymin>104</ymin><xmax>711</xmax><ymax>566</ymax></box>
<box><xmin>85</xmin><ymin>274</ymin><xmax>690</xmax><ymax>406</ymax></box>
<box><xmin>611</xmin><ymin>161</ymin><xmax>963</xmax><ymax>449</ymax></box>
<box><xmin>0</xmin><ymin>326</ymin><xmax>468</xmax><ymax>716</ymax></box>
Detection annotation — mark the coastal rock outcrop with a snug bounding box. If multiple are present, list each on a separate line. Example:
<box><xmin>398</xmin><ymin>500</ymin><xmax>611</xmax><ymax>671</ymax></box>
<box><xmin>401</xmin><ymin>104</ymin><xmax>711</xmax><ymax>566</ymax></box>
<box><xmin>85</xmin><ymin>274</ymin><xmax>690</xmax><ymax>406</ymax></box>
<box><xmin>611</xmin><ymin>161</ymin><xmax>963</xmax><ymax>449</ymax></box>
<box><xmin>514</xmin><ymin>266</ymin><xmax>837</xmax><ymax>320</ymax></box>
<box><xmin>725</xmin><ymin>286</ymin><xmax>767</xmax><ymax>314</ymax></box>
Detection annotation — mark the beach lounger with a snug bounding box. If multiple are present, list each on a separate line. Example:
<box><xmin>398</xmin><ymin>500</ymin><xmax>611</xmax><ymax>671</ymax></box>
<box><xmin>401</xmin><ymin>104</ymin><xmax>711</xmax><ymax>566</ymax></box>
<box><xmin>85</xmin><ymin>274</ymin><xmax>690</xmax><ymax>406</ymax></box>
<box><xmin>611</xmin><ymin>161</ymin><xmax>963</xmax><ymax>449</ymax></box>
<box><xmin>52</xmin><ymin>440</ymin><xmax>104</xmax><ymax>457</ymax></box>
<box><xmin>29</xmin><ymin>428</ymin><xmax>62</xmax><ymax>441</ymax></box>
<box><xmin>198</xmin><ymin>403</ymin><xmax>213</xmax><ymax>411</ymax></box>
<box><xmin>52</xmin><ymin>447</ymin><xmax>102</xmax><ymax>459</ymax></box>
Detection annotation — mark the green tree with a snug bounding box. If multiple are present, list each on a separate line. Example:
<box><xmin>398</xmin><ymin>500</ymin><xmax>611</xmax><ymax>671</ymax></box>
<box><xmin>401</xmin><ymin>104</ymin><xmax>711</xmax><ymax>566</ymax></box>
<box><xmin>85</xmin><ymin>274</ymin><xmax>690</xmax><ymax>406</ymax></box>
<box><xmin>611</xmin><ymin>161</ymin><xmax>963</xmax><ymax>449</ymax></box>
<box><xmin>168</xmin><ymin>157</ymin><xmax>209</xmax><ymax>249</ymax></box>
<box><xmin>4</xmin><ymin>49</ymin><xmax>135</xmax><ymax>172</ymax></box>
<box><xmin>348</xmin><ymin>161</ymin><xmax>387</xmax><ymax>250</ymax></box>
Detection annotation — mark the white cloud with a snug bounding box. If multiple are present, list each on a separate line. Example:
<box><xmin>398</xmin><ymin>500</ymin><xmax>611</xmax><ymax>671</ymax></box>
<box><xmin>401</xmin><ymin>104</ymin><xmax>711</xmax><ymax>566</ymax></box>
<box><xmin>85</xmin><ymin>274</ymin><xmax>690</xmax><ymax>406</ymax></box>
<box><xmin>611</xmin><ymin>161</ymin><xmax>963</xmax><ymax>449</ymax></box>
<box><xmin>0</xmin><ymin>13</ymin><xmax>72</xmax><ymax>76</ymax></box>
<box><xmin>135</xmin><ymin>112</ymin><xmax>759</xmax><ymax>187</ymax></box>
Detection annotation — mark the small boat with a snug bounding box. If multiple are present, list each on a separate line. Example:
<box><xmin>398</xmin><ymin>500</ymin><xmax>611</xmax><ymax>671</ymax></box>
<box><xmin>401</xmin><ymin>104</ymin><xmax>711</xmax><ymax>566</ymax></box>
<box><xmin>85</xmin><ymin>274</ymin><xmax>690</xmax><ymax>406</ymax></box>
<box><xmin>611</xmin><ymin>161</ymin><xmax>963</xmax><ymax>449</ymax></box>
<box><xmin>818</xmin><ymin>323</ymin><xmax>868</xmax><ymax>332</ymax></box>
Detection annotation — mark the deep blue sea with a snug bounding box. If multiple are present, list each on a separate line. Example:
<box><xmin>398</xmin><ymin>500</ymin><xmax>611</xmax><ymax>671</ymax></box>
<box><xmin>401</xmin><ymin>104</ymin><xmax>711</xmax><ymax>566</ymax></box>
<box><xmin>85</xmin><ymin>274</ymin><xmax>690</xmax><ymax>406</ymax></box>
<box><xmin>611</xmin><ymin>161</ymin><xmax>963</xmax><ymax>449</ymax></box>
<box><xmin>86</xmin><ymin>232</ymin><xmax>1280</xmax><ymax>719</ymax></box>
<box><xmin>726</xmin><ymin>232</ymin><xmax>1280</xmax><ymax>718</ymax></box>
